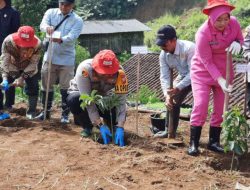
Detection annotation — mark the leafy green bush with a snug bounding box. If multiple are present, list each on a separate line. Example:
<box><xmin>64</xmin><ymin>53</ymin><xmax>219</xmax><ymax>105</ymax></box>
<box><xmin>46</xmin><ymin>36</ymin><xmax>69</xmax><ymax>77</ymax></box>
<box><xmin>75</xmin><ymin>42</ymin><xmax>91</xmax><ymax>66</ymax></box>
<box><xmin>117</xmin><ymin>51</ymin><xmax>132</xmax><ymax>65</ymax></box>
<box><xmin>128</xmin><ymin>85</ymin><xmax>160</xmax><ymax>104</ymax></box>
<box><xmin>231</xmin><ymin>0</ymin><xmax>250</xmax><ymax>29</ymax></box>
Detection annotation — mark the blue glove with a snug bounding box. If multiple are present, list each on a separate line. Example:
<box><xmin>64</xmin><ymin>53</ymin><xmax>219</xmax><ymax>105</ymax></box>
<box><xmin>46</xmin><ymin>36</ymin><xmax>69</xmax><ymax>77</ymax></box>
<box><xmin>0</xmin><ymin>112</ymin><xmax>10</xmax><ymax>120</ymax></box>
<box><xmin>100</xmin><ymin>124</ymin><xmax>112</xmax><ymax>144</ymax></box>
<box><xmin>115</xmin><ymin>127</ymin><xmax>125</xmax><ymax>147</ymax></box>
<box><xmin>1</xmin><ymin>80</ymin><xmax>9</xmax><ymax>91</ymax></box>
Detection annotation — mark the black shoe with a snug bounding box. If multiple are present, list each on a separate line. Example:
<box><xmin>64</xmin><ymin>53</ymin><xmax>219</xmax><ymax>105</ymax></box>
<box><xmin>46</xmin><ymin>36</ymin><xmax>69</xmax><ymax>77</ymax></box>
<box><xmin>207</xmin><ymin>127</ymin><xmax>224</xmax><ymax>153</ymax></box>
<box><xmin>187</xmin><ymin>126</ymin><xmax>202</xmax><ymax>156</ymax></box>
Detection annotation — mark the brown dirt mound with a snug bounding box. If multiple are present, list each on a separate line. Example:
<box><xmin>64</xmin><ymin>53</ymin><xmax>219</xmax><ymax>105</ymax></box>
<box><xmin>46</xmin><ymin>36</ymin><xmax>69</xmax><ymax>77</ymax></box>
<box><xmin>0</xmin><ymin>105</ymin><xmax>249</xmax><ymax>190</ymax></box>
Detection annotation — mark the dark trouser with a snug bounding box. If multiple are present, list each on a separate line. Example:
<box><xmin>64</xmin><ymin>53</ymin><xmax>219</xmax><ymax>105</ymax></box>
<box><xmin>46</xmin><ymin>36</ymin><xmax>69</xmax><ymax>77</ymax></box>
<box><xmin>167</xmin><ymin>85</ymin><xmax>192</xmax><ymax>133</ymax></box>
<box><xmin>0</xmin><ymin>74</ymin><xmax>39</xmax><ymax>110</ymax></box>
<box><xmin>24</xmin><ymin>74</ymin><xmax>39</xmax><ymax>97</ymax></box>
<box><xmin>61</xmin><ymin>89</ymin><xmax>70</xmax><ymax>117</ymax></box>
<box><xmin>66</xmin><ymin>92</ymin><xmax>117</xmax><ymax>129</ymax></box>
<box><xmin>247</xmin><ymin>83</ymin><xmax>250</xmax><ymax>112</ymax></box>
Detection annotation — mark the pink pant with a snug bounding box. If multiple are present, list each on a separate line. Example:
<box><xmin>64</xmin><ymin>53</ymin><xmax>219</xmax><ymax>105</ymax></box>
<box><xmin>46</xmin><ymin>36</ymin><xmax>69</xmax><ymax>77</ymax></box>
<box><xmin>190</xmin><ymin>81</ymin><xmax>225</xmax><ymax>127</ymax></box>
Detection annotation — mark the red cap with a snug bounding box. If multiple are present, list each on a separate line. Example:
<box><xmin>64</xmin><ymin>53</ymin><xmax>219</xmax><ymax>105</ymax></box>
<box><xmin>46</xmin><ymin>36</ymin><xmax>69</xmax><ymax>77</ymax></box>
<box><xmin>12</xmin><ymin>26</ymin><xmax>38</xmax><ymax>48</ymax></box>
<box><xmin>92</xmin><ymin>50</ymin><xmax>120</xmax><ymax>75</ymax></box>
<box><xmin>202</xmin><ymin>0</ymin><xmax>235</xmax><ymax>15</ymax></box>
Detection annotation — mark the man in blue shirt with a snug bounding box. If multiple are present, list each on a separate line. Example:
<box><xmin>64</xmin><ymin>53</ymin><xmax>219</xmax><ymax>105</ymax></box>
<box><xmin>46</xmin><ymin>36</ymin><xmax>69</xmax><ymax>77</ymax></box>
<box><xmin>37</xmin><ymin>0</ymin><xmax>83</xmax><ymax>123</ymax></box>
<box><xmin>154</xmin><ymin>25</ymin><xmax>195</xmax><ymax>137</ymax></box>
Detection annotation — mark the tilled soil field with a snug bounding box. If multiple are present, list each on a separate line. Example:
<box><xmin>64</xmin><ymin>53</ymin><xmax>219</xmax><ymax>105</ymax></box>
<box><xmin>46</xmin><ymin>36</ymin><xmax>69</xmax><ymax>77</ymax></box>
<box><xmin>0</xmin><ymin>104</ymin><xmax>250</xmax><ymax>190</ymax></box>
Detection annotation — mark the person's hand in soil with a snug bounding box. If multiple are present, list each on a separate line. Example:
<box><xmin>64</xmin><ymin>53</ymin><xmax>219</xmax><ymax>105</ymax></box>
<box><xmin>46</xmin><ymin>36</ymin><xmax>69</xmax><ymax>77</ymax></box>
<box><xmin>115</xmin><ymin>127</ymin><xmax>125</xmax><ymax>147</ymax></box>
<box><xmin>100</xmin><ymin>125</ymin><xmax>112</xmax><ymax>144</ymax></box>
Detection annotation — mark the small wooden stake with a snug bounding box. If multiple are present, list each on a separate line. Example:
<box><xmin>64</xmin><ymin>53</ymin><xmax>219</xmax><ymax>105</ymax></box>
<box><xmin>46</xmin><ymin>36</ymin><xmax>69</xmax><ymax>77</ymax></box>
<box><xmin>44</xmin><ymin>37</ymin><xmax>53</xmax><ymax>120</ymax></box>
<box><xmin>136</xmin><ymin>53</ymin><xmax>141</xmax><ymax>135</ymax></box>
<box><xmin>223</xmin><ymin>51</ymin><xmax>231</xmax><ymax>117</ymax></box>
<box><xmin>168</xmin><ymin>68</ymin><xmax>174</xmax><ymax>138</ymax></box>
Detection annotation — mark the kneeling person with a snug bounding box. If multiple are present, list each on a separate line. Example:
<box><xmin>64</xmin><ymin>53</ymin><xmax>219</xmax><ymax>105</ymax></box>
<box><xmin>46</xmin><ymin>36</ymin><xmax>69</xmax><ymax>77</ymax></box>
<box><xmin>0</xmin><ymin>26</ymin><xmax>41</xmax><ymax>119</ymax></box>
<box><xmin>67</xmin><ymin>50</ymin><xmax>128</xmax><ymax>147</ymax></box>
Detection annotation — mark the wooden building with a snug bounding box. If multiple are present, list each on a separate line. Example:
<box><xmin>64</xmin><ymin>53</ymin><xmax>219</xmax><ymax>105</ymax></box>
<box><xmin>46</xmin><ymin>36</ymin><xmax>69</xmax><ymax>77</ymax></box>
<box><xmin>79</xmin><ymin>19</ymin><xmax>151</xmax><ymax>56</ymax></box>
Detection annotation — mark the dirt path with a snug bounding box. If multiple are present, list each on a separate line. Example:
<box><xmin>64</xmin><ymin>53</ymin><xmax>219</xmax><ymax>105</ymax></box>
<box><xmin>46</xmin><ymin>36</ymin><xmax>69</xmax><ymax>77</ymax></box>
<box><xmin>0</xmin><ymin>106</ymin><xmax>249</xmax><ymax>190</ymax></box>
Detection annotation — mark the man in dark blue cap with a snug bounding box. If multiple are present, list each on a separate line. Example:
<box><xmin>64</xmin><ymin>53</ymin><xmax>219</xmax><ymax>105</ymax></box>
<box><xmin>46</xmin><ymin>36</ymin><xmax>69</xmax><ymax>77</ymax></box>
<box><xmin>154</xmin><ymin>25</ymin><xmax>195</xmax><ymax>138</ymax></box>
<box><xmin>38</xmin><ymin>0</ymin><xmax>83</xmax><ymax>123</ymax></box>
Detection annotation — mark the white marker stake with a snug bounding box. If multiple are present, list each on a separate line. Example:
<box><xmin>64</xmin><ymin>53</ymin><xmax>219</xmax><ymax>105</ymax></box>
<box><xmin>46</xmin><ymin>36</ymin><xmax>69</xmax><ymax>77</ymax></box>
<box><xmin>136</xmin><ymin>53</ymin><xmax>140</xmax><ymax>135</ymax></box>
<box><xmin>131</xmin><ymin>46</ymin><xmax>148</xmax><ymax>135</ymax></box>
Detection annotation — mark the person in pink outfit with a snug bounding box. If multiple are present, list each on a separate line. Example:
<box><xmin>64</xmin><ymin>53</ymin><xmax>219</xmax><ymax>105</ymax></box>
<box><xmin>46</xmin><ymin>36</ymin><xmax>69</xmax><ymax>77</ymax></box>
<box><xmin>188</xmin><ymin>0</ymin><xmax>243</xmax><ymax>156</ymax></box>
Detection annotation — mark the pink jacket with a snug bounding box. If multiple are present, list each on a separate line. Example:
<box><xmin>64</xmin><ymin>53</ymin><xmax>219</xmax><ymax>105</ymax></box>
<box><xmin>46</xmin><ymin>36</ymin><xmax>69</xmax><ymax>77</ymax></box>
<box><xmin>191</xmin><ymin>16</ymin><xmax>243</xmax><ymax>84</ymax></box>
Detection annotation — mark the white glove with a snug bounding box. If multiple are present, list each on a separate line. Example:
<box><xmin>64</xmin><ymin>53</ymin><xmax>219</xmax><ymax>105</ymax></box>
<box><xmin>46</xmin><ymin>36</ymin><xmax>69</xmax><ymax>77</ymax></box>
<box><xmin>217</xmin><ymin>77</ymin><xmax>233</xmax><ymax>93</ymax></box>
<box><xmin>226</xmin><ymin>41</ymin><xmax>241</xmax><ymax>55</ymax></box>
<box><xmin>13</xmin><ymin>77</ymin><xmax>24</xmax><ymax>87</ymax></box>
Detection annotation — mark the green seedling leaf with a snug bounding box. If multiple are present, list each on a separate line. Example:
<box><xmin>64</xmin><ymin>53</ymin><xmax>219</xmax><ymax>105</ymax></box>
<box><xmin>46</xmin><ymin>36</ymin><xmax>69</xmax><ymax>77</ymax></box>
<box><xmin>222</xmin><ymin>106</ymin><xmax>250</xmax><ymax>159</ymax></box>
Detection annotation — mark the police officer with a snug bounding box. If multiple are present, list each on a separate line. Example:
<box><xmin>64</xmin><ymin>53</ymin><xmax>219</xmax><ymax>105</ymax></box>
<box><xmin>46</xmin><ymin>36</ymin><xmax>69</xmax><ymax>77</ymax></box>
<box><xmin>0</xmin><ymin>26</ymin><xmax>41</xmax><ymax>119</ymax></box>
<box><xmin>66</xmin><ymin>50</ymin><xmax>128</xmax><ymax>147</ymax></box>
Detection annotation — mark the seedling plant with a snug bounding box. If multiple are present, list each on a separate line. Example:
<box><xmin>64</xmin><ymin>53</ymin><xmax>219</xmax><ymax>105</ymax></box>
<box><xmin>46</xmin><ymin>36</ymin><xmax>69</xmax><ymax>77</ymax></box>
<box><xmin>221</xmin><ymin>107</ymin><xmax>250</xmax><ymax>171</ymax></box>
<box><xmin>80</xmin><ymin>90</ymin><xmax>121</xmax><ymax>143</ymax></box>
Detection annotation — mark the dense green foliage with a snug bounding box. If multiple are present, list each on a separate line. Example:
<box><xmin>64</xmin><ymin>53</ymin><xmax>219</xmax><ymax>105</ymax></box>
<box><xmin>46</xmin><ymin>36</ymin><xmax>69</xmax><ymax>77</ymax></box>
<box><xmin>12</xmin><ymin>0</ymin><xmax>139</xmax><ymax>30</ymax></box>
<box><xmin>75</xmin><ymin>0</ymin><xmax>138</xmax><ymax>20</ymax></box>
<box><xmin>75</xmin><ymin>42</ymin><xmax>91</xmax><ymax>66</ymax></box>
<box><xmin>144</xmin><ymin>0</ymin><xmax>250</xmax><ymax>52</ymax></box>
<box><xmin>12</xmin><ymin>0</ymin><xmax>51</xmax><ymax>30</ymax></box>
<box><xmin>231</xmin><ymin>0</ymin><xmax>250</xmax><ymax>28</ymax></box>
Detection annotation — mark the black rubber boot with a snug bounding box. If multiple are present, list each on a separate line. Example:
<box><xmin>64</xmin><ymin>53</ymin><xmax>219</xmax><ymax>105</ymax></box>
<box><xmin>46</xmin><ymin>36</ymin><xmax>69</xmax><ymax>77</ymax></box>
<box><xmin>207</xmin><ymin>127</ymin><xmax>224</xmax><ymax>153</ymax></box>
<box><xmin>35</xmin><ymin>91</ymin><xmax>53</xmax><ymax>120</ymax></box>
<box><xmin>4</xmin><ymin>85</ymin><xmax>15</xmax><ymax>109</ymax></box>
<box><xmin>187</xmin><ymin>126</ymin><xmax>202</xmax><ymax>156</ymax></box>
<box><xmin>60</xmin><ymin>89</ymin><xmax>70</xmax><ymax>124</ymax></box>
<box><xmin>26</xmin><ymin>96</ymin><xmax>38</xmax><ymax>119</ymax></box>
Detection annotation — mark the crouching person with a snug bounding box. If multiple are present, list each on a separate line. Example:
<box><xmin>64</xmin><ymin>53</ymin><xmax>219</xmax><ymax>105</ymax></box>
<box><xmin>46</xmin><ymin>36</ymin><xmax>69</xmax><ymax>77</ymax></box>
<box><xmin>0</xmin><ymin>26</ymin><xmax>41</xmax><ymax>119</ymax></box>
<box><xmin>67</xmin><ymin>50</ymin><xmax>127</xmax><ymax>147</ymax></box>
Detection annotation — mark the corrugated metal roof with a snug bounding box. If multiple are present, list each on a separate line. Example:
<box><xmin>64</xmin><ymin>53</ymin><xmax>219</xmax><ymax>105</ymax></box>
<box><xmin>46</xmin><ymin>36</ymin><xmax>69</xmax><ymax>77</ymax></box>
<box><xmin>80</xmin><ymin>19</ymin><xmax>151</xmax><ymax>35</ymax></box>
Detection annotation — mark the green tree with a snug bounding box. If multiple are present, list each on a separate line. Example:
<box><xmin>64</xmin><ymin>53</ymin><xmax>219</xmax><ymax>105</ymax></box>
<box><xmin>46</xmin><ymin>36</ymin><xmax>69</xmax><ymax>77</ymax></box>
<box><xmin>12</xmin><ymin>0</ymin><xmax>51</xmax><ymax>30</ymax></box>
<box><xmin>75</xmin><ymin>0</ymin><xmax>138</xmax><ymax>20</ymax></box>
